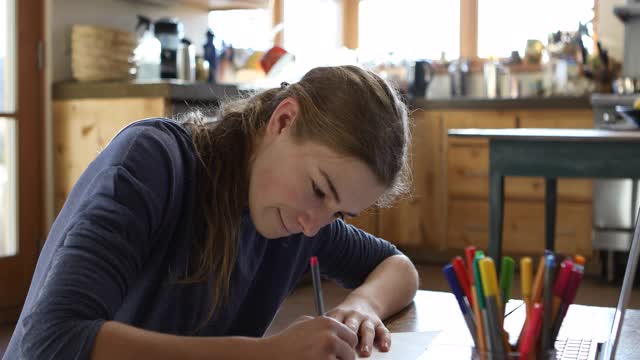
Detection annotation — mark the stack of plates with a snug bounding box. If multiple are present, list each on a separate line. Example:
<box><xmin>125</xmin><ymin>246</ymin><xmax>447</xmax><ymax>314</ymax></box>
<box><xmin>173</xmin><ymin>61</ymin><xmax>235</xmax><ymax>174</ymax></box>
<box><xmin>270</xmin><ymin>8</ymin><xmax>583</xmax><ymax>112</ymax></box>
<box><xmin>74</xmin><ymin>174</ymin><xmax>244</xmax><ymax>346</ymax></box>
<box><xmin>71</xmin><ymin>24</ymin><xmax>136</xmax><ymax>81</ymax></box>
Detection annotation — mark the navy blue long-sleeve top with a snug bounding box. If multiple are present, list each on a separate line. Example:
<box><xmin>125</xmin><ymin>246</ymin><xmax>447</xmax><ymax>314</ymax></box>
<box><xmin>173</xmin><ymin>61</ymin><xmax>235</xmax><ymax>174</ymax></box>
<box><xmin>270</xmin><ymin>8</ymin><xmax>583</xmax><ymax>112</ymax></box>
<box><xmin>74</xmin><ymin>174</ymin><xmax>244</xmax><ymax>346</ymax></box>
<box><xmin>4</xmin><ymin>118</ymin><xmax>401</xmax><ymax>359</ymax></box>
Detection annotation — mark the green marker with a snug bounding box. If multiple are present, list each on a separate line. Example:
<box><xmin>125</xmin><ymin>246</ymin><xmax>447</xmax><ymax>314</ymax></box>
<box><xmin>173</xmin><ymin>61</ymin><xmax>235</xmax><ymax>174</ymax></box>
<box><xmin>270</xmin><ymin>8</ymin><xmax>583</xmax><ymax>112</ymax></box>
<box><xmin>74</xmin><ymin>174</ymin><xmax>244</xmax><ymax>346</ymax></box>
<box><xmin>499</xmin><ymin>256</ymin><xmax>515</xmax><ymax>312</ymax></box>
<box><xmin>473</xmin><ymin>253</ymin><xmax>486</xmax><ymax>309</ymax></box>
<box><xmin>473</xmin><ymin>252</ymin><xmax>492</xmax><ymax>354</ymax></box>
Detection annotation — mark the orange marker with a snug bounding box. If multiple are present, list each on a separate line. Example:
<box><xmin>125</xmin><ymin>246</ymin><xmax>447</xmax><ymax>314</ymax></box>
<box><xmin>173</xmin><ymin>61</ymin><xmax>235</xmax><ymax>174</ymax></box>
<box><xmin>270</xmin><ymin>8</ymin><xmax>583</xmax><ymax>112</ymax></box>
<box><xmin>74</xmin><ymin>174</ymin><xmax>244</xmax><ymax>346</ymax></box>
<box><xmin>531</xmin><ymin>256</ymin><xmax>546</xmax><ymax>304</ymax></box>
<box><xmin>520</xmin><ymin>257</ymin><xmax>533</xmax><ymax>318</ymax></box>
<box><xmin>470</xmin><ymin>285</ymin><xmax>486</xmax><ymax>353</ymax></box>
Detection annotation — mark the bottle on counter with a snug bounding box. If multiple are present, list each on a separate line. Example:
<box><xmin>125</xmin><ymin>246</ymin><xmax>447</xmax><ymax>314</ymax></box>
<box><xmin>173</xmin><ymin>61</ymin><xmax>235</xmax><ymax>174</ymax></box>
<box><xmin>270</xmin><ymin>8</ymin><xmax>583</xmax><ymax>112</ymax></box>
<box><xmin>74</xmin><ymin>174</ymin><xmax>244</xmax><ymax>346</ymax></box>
<box><xmin>203</xmin><ymin>29</ymin><xmax>217</xmax><ymax>83</ymax></box>
<box><xmin>195</xmin><ymin>55</ymin><xmax>210</xmax><ymax>82</ymax></box>
<box><xmin>134</xmin><ymin>15</ymin><xmax>161</xmax><ymax>81</ymax></box>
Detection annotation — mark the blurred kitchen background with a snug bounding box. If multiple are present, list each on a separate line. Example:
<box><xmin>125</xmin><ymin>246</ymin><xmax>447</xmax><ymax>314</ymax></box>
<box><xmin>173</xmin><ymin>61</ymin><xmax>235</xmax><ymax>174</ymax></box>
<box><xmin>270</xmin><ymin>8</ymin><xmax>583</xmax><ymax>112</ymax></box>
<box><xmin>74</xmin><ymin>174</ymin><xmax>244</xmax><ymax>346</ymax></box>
<box><xmin>49</xmin><ymin>0</ymin><xmax>625</xmax><ymax>96</ymax></box>
<box><xmin>41</xmin><ymin>0</ymin><xmax>640</xmax><ymax>276</ymax></box>
<box><xmin>2</xmin><ymin>0</ymin><xmax>640</xmax><ymax>354</ymax></box>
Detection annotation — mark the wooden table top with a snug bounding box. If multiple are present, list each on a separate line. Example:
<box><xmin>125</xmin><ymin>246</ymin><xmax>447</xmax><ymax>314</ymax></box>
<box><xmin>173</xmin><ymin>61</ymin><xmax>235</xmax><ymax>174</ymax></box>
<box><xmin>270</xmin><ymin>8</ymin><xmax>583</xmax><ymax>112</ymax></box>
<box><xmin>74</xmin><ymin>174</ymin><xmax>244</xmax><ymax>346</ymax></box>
<box><xmin>448</xmin><ymin>128</ymin><xmax>640</xmax><ymax>142</ymax></box>
<box><xmin>385</xmin><ymin>290</ymin><xmax>640</xmax><ymax>359</ymax></box>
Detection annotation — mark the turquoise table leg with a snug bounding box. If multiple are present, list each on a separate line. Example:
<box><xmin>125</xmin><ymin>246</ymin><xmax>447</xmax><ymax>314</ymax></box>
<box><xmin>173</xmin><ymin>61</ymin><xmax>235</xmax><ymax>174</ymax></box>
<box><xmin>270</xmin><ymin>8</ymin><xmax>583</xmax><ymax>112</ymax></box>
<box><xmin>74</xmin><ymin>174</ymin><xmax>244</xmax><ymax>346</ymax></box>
<box><xmin>545</xmin><ymin>178</ymin><xmax>557</xmax><ymax>253</ymax></box>
<box><xmin>489</xmin><ymin>172</ymin><xmax>504</xmax><ymax>270</ymax></box>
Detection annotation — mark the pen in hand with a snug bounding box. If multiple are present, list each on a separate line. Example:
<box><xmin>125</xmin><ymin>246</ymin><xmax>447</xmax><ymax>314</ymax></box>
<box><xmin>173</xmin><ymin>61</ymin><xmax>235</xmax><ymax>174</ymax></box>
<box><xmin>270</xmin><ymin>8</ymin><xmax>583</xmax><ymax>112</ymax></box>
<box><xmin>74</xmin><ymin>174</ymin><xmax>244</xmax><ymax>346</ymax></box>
<box><xmin>310</xmin><ymin>256</ymin><xmax>326</xmax><ymax>316</ymax></box>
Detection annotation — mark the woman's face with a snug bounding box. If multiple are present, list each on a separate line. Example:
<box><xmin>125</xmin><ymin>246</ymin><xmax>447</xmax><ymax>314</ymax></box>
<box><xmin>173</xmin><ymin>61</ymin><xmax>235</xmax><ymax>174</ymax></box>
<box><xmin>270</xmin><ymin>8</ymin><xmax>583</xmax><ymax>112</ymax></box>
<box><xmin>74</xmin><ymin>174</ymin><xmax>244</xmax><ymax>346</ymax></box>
<box><xmin>249</xmin><ymin>98</ymin><xmax>386</xmax><ymax>239</ymax></box>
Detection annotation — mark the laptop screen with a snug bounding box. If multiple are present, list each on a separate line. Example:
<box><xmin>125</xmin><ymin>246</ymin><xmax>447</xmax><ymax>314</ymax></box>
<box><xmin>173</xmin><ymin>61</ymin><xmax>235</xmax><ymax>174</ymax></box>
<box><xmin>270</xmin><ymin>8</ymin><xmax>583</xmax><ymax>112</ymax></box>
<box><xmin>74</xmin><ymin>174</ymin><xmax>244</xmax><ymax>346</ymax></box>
<box><xmin>602</xmin><ymin>208</ymin><xmax>640</xmax><ymax>359</ymax></box>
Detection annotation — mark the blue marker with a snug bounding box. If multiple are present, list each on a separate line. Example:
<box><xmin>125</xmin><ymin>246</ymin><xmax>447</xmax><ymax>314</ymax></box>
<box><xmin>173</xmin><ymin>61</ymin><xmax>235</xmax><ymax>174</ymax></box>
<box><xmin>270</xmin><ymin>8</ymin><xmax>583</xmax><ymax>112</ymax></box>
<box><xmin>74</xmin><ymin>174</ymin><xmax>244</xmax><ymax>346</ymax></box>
<box><xmin>444</xmin><ymin>264</ymin><xmax>478</xmax><ymax>346</ymax></box>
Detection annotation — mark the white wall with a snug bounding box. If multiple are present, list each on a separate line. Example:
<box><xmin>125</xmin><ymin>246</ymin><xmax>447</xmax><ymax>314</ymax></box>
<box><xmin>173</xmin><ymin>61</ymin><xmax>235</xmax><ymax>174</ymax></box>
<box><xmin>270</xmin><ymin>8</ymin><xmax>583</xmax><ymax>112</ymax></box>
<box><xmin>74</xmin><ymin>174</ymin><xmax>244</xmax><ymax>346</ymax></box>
<box><xmin>51</xmin><ymin>0</ymin><xmax>210</xmax><ymax>82</ymax></box>
<box><xmin>598</xmin><ymin>0</ymin><xmax>626</xmax><ymax>63</ymax></box>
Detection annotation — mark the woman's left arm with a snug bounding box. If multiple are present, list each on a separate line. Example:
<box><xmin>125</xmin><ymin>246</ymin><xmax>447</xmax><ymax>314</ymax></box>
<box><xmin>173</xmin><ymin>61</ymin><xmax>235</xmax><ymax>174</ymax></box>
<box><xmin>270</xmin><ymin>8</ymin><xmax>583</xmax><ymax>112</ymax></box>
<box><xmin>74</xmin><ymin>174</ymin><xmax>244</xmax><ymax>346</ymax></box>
<box><xmin>326</xmin><ymin>254</ymin><xmax>419</xmax><ymax>357</ymax></box>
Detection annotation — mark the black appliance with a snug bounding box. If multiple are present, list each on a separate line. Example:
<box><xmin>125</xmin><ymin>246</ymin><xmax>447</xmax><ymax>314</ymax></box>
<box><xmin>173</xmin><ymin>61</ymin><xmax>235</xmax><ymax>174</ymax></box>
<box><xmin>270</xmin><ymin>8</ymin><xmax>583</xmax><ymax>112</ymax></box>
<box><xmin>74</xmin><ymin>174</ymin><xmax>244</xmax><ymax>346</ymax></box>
<box><xmin>154</xmin><ymin>18</ymin><xmax>183</xmax><ymax>79</ymax></box>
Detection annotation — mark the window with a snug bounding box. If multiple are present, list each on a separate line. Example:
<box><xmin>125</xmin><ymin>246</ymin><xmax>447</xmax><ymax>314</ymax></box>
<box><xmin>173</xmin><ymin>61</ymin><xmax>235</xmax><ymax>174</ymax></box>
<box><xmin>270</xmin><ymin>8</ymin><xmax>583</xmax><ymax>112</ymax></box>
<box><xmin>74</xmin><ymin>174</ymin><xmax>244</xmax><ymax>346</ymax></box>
<box><xmin>1</xmin><ymin>0</ymin><xmax>15</xmax><ymax>113</ymax></box>
<box><xmin>282</xmin><ymin>0</ymin><xmax>340</xmax><ymax>60</ymax></box>
<box><xmin>0</xmin><ymin>118</ymin><xmax>16</xmax><ymax>257</ymax></box>
<box><xmin>478</xmin><ymin>0</ymin><xmax>595</xmax><ymax>58</ymax></box>
<box><xmin>0</xmin><ymin>0</ymin><xmax>16</xmax><ymax>258</ymax></box>
<box><xmin>358</xmin><ymin>0</ymin><xmax>460</xmax><ymax>61</ymax></box>
<box><xmin>208</xmin><ymin>9</ymin><xmax>272</xmax><ymax>50</ymax></box>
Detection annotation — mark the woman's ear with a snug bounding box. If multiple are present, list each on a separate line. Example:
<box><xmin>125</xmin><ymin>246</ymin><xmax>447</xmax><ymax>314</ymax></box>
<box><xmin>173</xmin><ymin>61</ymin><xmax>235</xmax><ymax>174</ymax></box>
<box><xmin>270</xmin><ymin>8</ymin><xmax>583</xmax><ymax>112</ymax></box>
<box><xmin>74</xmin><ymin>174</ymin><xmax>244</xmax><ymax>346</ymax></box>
<box><xmin>266</xmin><ymin>97</ymin><xmax>299</xmax><ymax>136</ymax></box>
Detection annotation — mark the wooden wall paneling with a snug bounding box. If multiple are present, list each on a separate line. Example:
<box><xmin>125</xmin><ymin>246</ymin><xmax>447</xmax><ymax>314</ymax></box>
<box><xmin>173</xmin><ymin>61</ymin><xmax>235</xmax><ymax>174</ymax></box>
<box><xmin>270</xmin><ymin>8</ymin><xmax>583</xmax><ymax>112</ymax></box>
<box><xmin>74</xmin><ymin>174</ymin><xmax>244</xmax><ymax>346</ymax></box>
<box><xmin>517</xmin><ymin>109</ymin><xmax>593</xmax><ymax>129</ymax></box>
<box><xmin>347</xmin><ymin>209</ymin><xmax>378</xmax><ymax>236</ymax></box>
<box><xmin>444</xmin><ymin>110</ymin><xmax>518</xmax><ymax>131</ymax></box>
<box><xmin>447</xmin><ymin>141</ymin><xmax>489</xmax><ymax>199</ymax></box>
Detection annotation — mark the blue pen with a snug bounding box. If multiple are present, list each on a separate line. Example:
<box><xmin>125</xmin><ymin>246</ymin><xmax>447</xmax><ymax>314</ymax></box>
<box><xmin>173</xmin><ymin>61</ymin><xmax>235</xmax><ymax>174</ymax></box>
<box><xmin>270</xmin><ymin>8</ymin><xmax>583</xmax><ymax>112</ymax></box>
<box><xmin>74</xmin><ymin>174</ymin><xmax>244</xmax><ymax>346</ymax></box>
<box><xmin>444</xmin><ymin>264</ymin><xmax>478</xmax><ymax>346</ymax></box>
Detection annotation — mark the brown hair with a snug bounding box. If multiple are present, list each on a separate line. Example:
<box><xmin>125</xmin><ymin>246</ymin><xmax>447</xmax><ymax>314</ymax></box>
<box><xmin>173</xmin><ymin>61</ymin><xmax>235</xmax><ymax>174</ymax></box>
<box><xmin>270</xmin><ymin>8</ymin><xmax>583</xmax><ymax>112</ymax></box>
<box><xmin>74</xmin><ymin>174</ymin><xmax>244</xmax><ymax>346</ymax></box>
<box><xmin>181</xmin><ymin>65</ymin><xmax>411</xmax><ymax>324</ymax></box>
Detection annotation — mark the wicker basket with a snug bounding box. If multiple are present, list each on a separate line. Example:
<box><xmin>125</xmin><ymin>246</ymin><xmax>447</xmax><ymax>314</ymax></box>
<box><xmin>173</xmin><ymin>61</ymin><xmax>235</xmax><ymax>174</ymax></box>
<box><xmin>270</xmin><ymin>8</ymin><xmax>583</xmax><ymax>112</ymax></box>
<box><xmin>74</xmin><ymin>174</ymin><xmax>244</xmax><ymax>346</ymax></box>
<box><xmin>71</xmin><ymin>24</ymin><xmax>136</xmax><ymax>81</ymax></box>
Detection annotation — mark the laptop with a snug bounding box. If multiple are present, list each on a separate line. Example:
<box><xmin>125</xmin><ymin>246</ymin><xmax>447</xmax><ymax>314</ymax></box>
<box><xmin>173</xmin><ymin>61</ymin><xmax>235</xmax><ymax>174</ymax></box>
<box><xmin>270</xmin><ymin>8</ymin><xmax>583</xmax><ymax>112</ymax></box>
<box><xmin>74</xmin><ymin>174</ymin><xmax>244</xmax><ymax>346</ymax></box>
<box><xmin>597</xmin><ymin>206</ymin><xmax>640</xmax><ymax>359</ymax></box>
<box><xmin>421</xmin><ymin>209</ymin><xmax>640</xmax><ymax>360</ymax></box>
<box><xmin>550</xmin><ymin>205</ymin><xmax>640</xmax><ymax>360</ymax></box>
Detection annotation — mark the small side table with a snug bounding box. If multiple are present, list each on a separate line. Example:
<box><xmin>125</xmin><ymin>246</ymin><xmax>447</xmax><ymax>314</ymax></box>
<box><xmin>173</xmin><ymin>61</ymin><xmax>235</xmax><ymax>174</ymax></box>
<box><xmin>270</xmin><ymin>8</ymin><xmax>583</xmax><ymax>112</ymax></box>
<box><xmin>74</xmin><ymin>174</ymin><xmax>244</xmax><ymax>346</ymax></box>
<box><xmin>448</xmin><ymin>128</ymin><xmax>640</xmax><ymax>275</ymax></box>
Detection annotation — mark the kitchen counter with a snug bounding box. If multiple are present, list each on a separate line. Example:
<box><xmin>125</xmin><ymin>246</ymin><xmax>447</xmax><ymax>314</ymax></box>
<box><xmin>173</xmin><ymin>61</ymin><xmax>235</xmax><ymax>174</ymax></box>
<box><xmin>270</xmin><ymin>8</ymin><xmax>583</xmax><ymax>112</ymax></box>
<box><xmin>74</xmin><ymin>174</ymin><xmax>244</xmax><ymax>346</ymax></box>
<box><xmin>53</xmin><ymin>81</ymin><xmax>593</xmax><ymax>111</ymax></box>
<box><xmin>412</xmin><ymin>96</ymin><xmax>592</xmax><ymax>110</ymax></box>
<box><xmin>53</xmin><ymin>81</ymin><xmax>240</xmax><ymax>102</ymax></box>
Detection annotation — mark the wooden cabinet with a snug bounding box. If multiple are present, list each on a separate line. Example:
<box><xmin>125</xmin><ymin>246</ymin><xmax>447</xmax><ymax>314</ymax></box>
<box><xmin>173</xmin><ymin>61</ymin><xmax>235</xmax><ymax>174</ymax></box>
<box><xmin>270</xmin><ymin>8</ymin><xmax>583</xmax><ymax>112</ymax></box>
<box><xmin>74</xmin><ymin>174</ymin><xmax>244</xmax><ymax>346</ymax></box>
<box><xmin>375</xmin><ymin>107</ymin><xmax>594</xmax><ymax>258</ymax></box>
<box><xmin>346</xmin><ymin>209</ymin><xmax>378</xmax><ymax>236</ymax></box>
<box><xmin>445</xmin><ymin>110</ymin><xmax>517</xmax><ymax>200</ymax></box>
<box><xmin>53</xmin><ymin>97</ymin><xmax>169</xmax><ymax>213</ymax></box>
<box><xmin>448</xmin><ymin>199</ymin><xmax>592</xmax><ymax>255</ymax></box>
<box><xmin>447</xmin><ymin>139</ymin><xmax>592</xmax><ymax>202</ymax></box>
<box><xmin>375</xmin><ymin>110</ymin><xmax>446</xmax><ymax>249</ymax></box>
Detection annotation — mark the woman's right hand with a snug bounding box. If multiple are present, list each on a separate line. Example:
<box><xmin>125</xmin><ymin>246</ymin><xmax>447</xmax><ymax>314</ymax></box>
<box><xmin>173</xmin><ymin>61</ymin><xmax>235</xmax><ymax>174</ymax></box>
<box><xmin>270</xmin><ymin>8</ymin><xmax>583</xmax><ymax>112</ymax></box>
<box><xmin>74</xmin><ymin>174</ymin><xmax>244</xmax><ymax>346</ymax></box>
<box><xmin>261</xmin><ymin>315</ymin><xmax>358</xmax><ymax>360</ymax></box>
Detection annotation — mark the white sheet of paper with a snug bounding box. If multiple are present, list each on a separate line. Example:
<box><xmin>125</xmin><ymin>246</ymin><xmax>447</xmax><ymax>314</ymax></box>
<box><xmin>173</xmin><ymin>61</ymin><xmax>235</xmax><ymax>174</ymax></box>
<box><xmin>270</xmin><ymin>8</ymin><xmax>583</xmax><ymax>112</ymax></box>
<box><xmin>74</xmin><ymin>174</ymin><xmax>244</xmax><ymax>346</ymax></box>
<box><xmin>357</xmin><ymin>331</ymin><xmax>441</xmax><ymax>360</ymax></box>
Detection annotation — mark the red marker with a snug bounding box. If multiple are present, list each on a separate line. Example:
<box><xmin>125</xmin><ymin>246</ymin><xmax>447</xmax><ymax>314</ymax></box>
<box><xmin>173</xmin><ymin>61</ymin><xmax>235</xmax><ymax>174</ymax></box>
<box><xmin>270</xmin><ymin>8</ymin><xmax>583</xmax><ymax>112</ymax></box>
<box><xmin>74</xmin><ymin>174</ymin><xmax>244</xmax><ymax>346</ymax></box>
<box><xmin>551</xmin><ymin>259</ymin><xmax>574</xmax><ymax>323</ymax></box>
<box><xmin>452</xmin><ymin>256</ymin><xmax>473</xmax><ymax>307</ymax></box>
<box><xmin>519</xmin><ymin>303</ymin><xmax>544</xmax><ymax>358</ymax></box>
<box><xmin>465</xmin><ymin>246</ymin><xmax>477</xmax><ymax>283</ymax></box>
<box><xmin>562</xmin><ymin>267</ymin><xmax>584</xmax><ymax>306</ymax></box>
<box><xmin>551</xmin><ymin>266</ymin><xmax>585</xmax><ymax>340</ymax></box>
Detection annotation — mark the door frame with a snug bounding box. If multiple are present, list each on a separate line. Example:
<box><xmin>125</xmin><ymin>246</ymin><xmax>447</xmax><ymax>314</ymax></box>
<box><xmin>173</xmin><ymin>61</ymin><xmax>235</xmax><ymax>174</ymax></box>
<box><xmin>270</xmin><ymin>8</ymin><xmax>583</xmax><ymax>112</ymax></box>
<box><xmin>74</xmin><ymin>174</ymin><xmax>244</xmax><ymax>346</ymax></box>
<box><xmin>0</xmin><ymin>0</ymin><xmax>44</xmax><ymax>323</ymax></box>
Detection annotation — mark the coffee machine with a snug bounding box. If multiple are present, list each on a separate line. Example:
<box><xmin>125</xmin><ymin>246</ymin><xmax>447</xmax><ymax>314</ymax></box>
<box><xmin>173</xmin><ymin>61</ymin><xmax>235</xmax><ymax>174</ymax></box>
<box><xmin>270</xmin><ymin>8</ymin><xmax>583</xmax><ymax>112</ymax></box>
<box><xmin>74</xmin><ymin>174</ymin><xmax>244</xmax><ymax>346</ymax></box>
<box><xmin>154</xmin><ymin>17</ymin><xmax>183</xmax><ymax>79</ymax></box>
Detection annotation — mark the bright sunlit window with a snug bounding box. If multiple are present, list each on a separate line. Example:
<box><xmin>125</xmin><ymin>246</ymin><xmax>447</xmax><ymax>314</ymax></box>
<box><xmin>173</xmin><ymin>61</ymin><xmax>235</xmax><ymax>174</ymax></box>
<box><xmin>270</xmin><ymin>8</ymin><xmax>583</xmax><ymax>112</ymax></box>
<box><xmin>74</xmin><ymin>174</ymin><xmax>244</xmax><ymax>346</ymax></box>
<box><xmin>208</xmin><ymin>9</ymin><xmax>272</xmax><ymax>50</ymax></box>
<box><xmin>358</xmin><ymin>0</ymin><xmax>460</xmax><ymax>61</ymax></box>
<box><xmin>283</xmin><ymin>0</ymin><xmax>340</xmax><ymax>58</ymax></box>
<box><xmin>0</xmin><ymin>0</ymin><xmax>7</xmax><ymax>112</ymax></box>
<box><xmin>478</xmin><ymin>0</ymin><xmax>595</xmax><ymax>58</ymax></box>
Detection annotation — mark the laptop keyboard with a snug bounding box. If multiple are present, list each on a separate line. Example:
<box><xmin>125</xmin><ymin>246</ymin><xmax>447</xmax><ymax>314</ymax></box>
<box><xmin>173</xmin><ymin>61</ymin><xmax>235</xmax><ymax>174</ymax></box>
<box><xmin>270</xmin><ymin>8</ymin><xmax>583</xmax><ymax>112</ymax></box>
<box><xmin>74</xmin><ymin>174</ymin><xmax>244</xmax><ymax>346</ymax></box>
<box><xmin>554</xmin><ymin>338</ymin><xmax>596</xmax><ymax>360</ymax></box>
